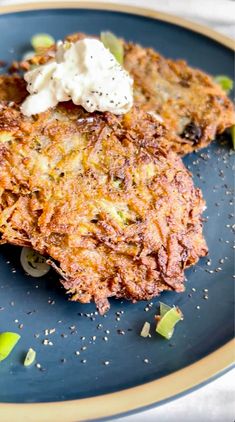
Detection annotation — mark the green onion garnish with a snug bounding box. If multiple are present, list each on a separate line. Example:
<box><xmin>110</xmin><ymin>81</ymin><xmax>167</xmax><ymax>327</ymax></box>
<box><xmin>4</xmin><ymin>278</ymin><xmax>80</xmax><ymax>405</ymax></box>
<box><xmin>31</xmin><ymin>33</ymin><xmax>55</xmax><ymax>51</ymax></box>
<box><xmin>231</xmin><ymin>125</ymin><xmax>235</xmax><ymax>150</ymax></box>
<box><xmin>214</xmin><ymin>75</ymin><xmax>233</xmax><ymax>94</ymax></box>
<box><xmin>20</xmin><ymin>247</ymin><xmax>50</xmax><ymax>278</ymax></box>
<box><xmin>0</xmin><ymin>332</ymin><xmax>21</xmax><ymax>362</ymax></box>
<box><xmin>159</xmin><ymin>301</ymin><xmax>171</xmax><ymax>317</ymax></box>
<box><xmin>140</xmin><ymin>321</ymin><xmax>150</xmax><ymax>338</ymax></box>
<box><xmin>100</xmin><ymin>31</ymin><xmax>124</xmax><ymax>65</ymax></box>
<box><xmin>156</xmin><ymin>305</ymin><xmax>183</xmax><ymax>340</ymax></box>
<box><xmin>24</xmin><ymin>348</ymin><xmax>36</xmax><ymax>366</ymax></box>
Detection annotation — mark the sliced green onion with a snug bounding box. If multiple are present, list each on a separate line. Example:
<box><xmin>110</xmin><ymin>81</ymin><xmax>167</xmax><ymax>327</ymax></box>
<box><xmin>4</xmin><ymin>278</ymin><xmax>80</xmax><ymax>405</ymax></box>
<box><xmin>20</xmin><ymin>247</ymin><xmax>50</xmax><ymax>278</ymax></box>
<box><xmin>159</xmin><ymin>302</ymin><xmax>172</xmax><ymax>317</ymax></box>
<box><xmin>156</xmin><ymin>306</ymin><xmax>183</xmax><ymax>340</ymax></box>
<box><xmin>100</xmin><ymin>31</ymin><xmax>124</xmax><ymax>65</ymax></box>
<box><xmin>231</xmin><ymin>125</ymin><xmax>235</xmax><ymax>150</ymax></box>
<box><xmin>31</xmin><ymin>33</ymin><xmax>55</xmax><ymax>51</ymax></box>
<box><xmin>24</xmin><ymin>348</ymin><xmax>36</xmax><ymax>367</ymax></box>
<box><xmin>214</xmin><ymin>75</ymin><xmax>233</xmax><ymax>94</ymax></box>
<box><xmin>140</xmin><ymin>321</ymin><xmax>150</xmax><ymax>338</ymax></box>
<box><xmin>0</xmin><ymin>332</ymin><xmax>21</xmax><ymax>362</ymax></box>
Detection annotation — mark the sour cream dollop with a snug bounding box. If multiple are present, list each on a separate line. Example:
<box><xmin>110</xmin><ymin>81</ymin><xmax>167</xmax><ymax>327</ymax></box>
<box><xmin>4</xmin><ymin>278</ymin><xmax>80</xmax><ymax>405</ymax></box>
<box><xmin>21</xmin><ymin>38</ymin><xmax>133</xmax><ymax>116</ymax></box>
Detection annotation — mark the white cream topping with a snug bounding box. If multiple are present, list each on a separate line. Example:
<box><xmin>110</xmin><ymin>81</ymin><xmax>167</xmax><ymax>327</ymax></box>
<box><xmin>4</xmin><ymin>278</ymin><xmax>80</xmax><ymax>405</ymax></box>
<box><xmin>21</xmin><ymin>38</ymin><xmax>133</xmax><ymax>116</ymax></box>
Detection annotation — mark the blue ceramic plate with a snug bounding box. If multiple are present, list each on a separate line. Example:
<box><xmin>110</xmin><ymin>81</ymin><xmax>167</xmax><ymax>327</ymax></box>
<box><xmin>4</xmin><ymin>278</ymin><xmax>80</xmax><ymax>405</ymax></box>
<box><xmin>0</xmin><ymin>3</ymin><xmax>234</xmax><ymax>421</ymax></box>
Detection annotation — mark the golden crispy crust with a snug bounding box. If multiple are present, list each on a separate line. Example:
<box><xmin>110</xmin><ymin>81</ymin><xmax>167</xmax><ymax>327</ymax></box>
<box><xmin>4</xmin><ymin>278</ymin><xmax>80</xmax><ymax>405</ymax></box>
<box><xmin>123</xmin><ymin>42</ymin><xmax>235</xmax><ymax>155</ymax></box>
<box><xmin>0</xmin><ymin>74</ymin><xmax>27</xmax><ymax>104</ymax></box>
<box><xmin>0</xmin><ymin>102</ymin><xmax>207</xmax><ymax>312</ymax></box>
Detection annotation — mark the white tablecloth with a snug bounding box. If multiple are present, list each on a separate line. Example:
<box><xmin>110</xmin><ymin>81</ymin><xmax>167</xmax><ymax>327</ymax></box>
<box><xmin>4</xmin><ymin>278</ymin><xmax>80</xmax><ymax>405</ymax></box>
<box><xmin>0</xmin><ymin>0</ymin><xmax>234</xmax><ymax>421</ymax></box>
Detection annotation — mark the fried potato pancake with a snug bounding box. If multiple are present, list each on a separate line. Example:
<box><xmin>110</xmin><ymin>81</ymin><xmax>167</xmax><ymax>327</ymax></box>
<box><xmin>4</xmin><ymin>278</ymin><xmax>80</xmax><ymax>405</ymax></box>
<box><xmin>123</xmin><ymin>42</ymin><xmax>235</xmax><ymax>155</ymax></box>
<box><xmin>20</xmin><ymin>32</ymin><xmax>234</xmax><ymax>155</ymax></box>
<box><xmin>0</xmin><ymin>101</ymin><xmax>207</xmax><ymax>312</ymax></box>
<box><xmin>7</xmin><ymin>33</ymin><xmax>235</xmax><ymax>155</ymax></box>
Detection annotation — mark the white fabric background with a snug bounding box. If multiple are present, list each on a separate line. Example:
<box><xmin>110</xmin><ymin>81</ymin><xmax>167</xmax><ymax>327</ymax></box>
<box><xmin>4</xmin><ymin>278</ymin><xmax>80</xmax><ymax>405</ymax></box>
<box><xmin>0</xmin><ymin>0</ymin><xmax>234</xmax><ymax>421</ymax></box>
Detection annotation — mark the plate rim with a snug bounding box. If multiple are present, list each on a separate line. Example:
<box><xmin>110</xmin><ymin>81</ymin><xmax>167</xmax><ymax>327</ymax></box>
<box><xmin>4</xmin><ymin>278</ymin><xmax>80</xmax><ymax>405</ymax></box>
<box><xmin>0</xmin><ymin>2</ymin><xmax>234</xmax><ymax>421</ymax></box>
<box><xmin>0</xmin><ymin>342</ymin><xmax>234</xmax><ymax>421</ymax></box>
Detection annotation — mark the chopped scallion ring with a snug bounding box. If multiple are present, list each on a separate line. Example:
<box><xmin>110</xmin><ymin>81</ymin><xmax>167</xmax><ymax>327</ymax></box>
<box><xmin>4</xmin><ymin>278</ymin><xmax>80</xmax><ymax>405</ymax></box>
<box><xmin>159</xmin><ymin>301</ymin><xmax>172</xmax><ymax>317</ymax></box>
<box><xmin>0</xmin><ymin>332</ymin><xmax>21</xmax><ymax>362</ymax></box>
<box><xmin>24</xmin><ymin>348</ymin><xmax>36</xmax><ymax>366</ymax></box>
<box><xmin>20</xmin><ymin>247</ymin><xmax>50</xmax><ymax>278</ymax></box>
<box><xmin>140</xmin><ymin>321</ymin><xmax>150</xmax><ymax>338</ymax></box>
<box><xmin>156</xmin><ymin>306</ymin><xmax>183</xmax><ymax>340</ymax></box>
<box><xmin>100</xmin><ymin>31</ymin><xmax>124</xmax><ymax>65</ymax></box>
<box><xmin>31</xmin><ymin>33</ymin><xmax>55</xmax><ymax>51</ymax></box>
<box><xmin>214</xmin><ymin>75</ymin><xmax>233</xmax><ymax>94</ymax></box>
